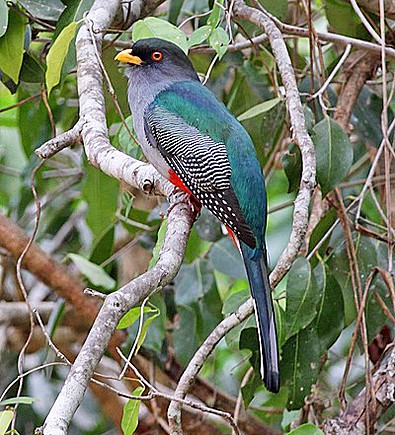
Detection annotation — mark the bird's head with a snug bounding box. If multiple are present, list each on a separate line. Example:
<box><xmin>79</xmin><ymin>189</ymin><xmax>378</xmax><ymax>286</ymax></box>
<box><xmin>115</xmin><ymin>38</ymin><xmax>199</xmax><ymax>83</ymax></box>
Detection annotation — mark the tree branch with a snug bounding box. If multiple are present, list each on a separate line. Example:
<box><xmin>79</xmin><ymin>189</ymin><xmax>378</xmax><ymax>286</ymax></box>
<box><xmin>36</xmin><ymin>0</ymin><xmax>173</xmax><ymax>199</ymax></box>
<box><xmin>29</xmin><ymin>0</ymin><xmax>195</xmax><ymax>432</ymax></box>
<box><xmin>334</xmin><ymin>50</ymin><xmax>380</xmax><ymax>131</ymax></box>
<box><xmin>0</xmin><ymin>214</ymin><xmax>98</xmax><ymax>329</ymax></box>
<box><xmin>167</xmin><ymin>1</ymin><xmax>316</xmax><ymax>432</ymax></box>
<box><xmin>323</xmin><ymin>344</ymin><xmax>395</xmax><ymax>434</ymax></box>
<box><xmin>39</xmin><ymin>197</ymin><xmax>192</xmax><ymax>434</ymax></box>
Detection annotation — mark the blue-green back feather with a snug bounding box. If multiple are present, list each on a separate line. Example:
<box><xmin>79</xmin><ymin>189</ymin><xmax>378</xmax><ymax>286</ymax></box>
<box><xmin>153</xmin><ymin>80</ymin><xmax>267</xmax><ymax>247</ymax></box>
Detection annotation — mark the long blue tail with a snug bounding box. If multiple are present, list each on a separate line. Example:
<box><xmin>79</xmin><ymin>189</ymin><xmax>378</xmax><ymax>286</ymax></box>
<box><xmin>240</xmin><ymin>242</ymin><xmax>279</xmax><ymax>393</ymax></box>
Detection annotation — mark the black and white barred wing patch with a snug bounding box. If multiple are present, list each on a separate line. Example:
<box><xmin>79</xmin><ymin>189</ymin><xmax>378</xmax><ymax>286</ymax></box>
<box><xmin>145</xmin><ymin>106</ymin><xmax>231</xmax><ymax>192</ymax></box>
<box><xmin>144</xmin><ymin>105</ymin><xmax>256</xmax><ymax>248</ymax></box>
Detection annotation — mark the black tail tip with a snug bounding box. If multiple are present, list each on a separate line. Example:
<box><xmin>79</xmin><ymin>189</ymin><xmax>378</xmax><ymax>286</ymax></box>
<box><xmin>264</xmin><ymin>371</ymin><xmax>280</xmax><ymax>394</ymax></box>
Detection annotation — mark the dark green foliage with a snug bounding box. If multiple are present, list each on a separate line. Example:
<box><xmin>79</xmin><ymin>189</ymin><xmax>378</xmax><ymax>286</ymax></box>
<box><xmin>280</xmin><ymin>325</ymin><xmax>320</xmax><ymax>409</ymax></box>
<box><xmin>313</xmin><ymin>116</ymin><xmax>353</xmax><ymax>195</ymax></box>
<box><xmin>282</xmin><ymin>143</ymin><xmax>302</xmax><ymax>193</ymax></box>
<box><xmin>1</xmin><ymin>1</ymin><xmax>394</xmax><ymax>432</ymax></box>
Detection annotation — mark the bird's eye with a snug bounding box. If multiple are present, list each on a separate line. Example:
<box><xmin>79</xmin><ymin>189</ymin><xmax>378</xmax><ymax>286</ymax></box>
<box><xmin>151</xmin><ymin>51</ymin><xmax>163</xmax><ymax>62</ymax></box>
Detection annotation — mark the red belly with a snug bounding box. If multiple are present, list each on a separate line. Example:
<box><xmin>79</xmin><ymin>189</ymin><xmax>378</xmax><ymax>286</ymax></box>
<box><xmin>168</xmin><ymin>169</ymin><xmax>193</xmax><ymax>195</ymax></box>
<box><xmin>168</xmin><ymin>169</ymin><xmax>201</xmax><ymax>215</ymax></box>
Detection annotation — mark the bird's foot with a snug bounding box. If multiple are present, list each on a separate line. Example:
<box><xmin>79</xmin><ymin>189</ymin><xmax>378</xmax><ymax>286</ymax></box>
<box><xmin>168</xmin><ymin>189</ymin><xmax>201</xmax><ymax>221</ymax></box>
<box><xmin>142</xmin><ymin>178</ymin><xmax>155</xmax><ymax>194</ymax></box>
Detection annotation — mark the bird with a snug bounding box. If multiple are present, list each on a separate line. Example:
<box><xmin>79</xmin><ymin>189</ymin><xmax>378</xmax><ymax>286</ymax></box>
<box><xmin>115</xmin><ymin>37</ymin><xmax>279</xmax><ymax>393</ymax></box>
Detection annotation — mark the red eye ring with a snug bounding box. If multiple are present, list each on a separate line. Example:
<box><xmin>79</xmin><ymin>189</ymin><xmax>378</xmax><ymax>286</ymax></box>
<box><xmin>151</xmin><ymin>51</ymin><xmax>163</xmax><ymax>62</ymax></box>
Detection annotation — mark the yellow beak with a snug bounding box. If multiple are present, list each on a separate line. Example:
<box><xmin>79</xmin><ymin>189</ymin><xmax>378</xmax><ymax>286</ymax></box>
<box><xmin>114</xmin><ymin>49</ymin><xmax>143</xmax><ymax>65</ymax></box>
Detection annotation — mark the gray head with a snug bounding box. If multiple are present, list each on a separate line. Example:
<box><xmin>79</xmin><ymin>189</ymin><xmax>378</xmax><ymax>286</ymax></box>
<box><xmin>115</xmin><ymin>37</ymin><xmax>199</xmax><ymax>84</ymax></box>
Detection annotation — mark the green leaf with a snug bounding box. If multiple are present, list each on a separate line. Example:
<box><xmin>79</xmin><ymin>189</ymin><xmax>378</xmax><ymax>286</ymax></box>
<box><xmin>222</xmin><ymin>287</ymin><xmax>256</xmax><ymax>349</ymax></box>
<box><xmin>173</xmin><ymin>305</ymin><xmax>199</xmax><ymax>365</ymax></box>
<box><xmin>288</xmin><ymin>423</ymin><xmax>324</xmax><ymax>435</ymax></box>
<box><xmin>313</xmin><ymin>262</ymin><xmax>344</xmax><ymax>353</ymax></box>
<box><xmin>282</xmin><ymin>143</ymin><xmax>302</xmax><ymax>194</ymax></box>
<box><xmin>195</xmin><ymin>284</ymin><xmax>223</xmax><ymax>341</ymax></box>
<box><xmin>0</xmin><ymin>396</ymin><xmax>36</xmax><ymax>406</ymax></box>
<box><xmin>121</xmin><ymin>386</ymin><xmax>144</xmax><ymax>435</ymax></box>
<box><xmin>0</xmin><ymin>9</ymin><xmax>26</xmax><ymax>82</ymax></box>
<box><xmin>168</xmin><ymin>0</ymin><xmax>184</xmax><ymax>24</ymax></box>
<box><xmin>207</xmin><ymin>0</ymin><xmax>224</xmax><ymax>28</ymax></box>
<box><xmin>18</xmin><ymin>87</ymin><xmax>51</xmax><ymax>154</ymax></box>
<box><xmin>148</xmin><ymin>218</ymin><xmax>167</xmax><ymax>268</ymax></box>
<box><xmin>132</xmin><ymin>17</ymin><xmax>188</xmax><ymax>53</ymax></box>
<box><xmin>141</xmin><ymin>294</ymin><xmax>167</xmax><ymax>353</ymax></box>
<box><xmin>117</xmin><ymin>305</ymin><xmax>156</xmax><ymax>330</ymax></box>
<box><xmin>240</xmin><ymin>327</ymin><xmax>260</xmax><ymax>374</ymax></box>
<box><xmin>353</xmin><ymin>88</ymin><xmax>391</xmax><ymax>148</ymax></box>
<box><xmin>89</xmin><ymin>225</ymin><xmax>115</xmax><ymax>266</ymax></box>
<box><xmin>282</xmin><ymin>409</ymin><xmax>300</xmax><ymax>431</ymax></box>
<box><xmin>46</xmin><ymin>20</ymin><xmax>78</xmax><ymax>95</ymax></box>
<box><xmin>103</xmin><ymin>45</ymin><xmax>129</xmax><ymax>116</ymax></box>
<box><xmin>18</xmin><ymin>0</ymin><xmax>65</xmax><ymax>21</ymax></box>
<box><xmin>259</xmin><ymin>0</ymin><xmax>289</xmax><ymax>20</ymax></box>
<box><xmin>68</xmin><ymin>253</ymin><xmax>116</xmax><ymax>290</ymax></box>
<box><xmin>194</xmin><ymin>208</ymin><xmax>222</xmax><ymax>242</ymax></box>
<box><xmin>135</xmin><ymin>307</ymin><xmax>160</xmax><ymax>353</ymax></box>
<box><xmin>312</xmin><ymin>116</ymin><xmax>353</xmax><ymax>195</ymax></box>
<box><xmin>0</xmin><ymin>0</ymin><xmax>8</xmax><ymax>38</ymax></box>
<box><xmin>82</xmin><ymin>164</ymin><xmax>119</xmax><ymax>240</ymax></box>
<box><xmin>241</xmin><ymin>368</ymin><xmax>261</xmax><ymax>407</ymax></box>
<box><xmin>46</xmin><ymin>299</ymin><xmax>66</xmax><ymax>340</ymax></box>
<box><xmin>208</xmin><ymin>27</ymin><xmax>229</xmax><ymax>60</ymax></box>
<box><xmin>307</xmin><ymin>208</ymin><xmax>337</xmax><ymax>266</ymax></box>
<box><xmin>188</xmin><ymin>25</ymin><xmax>212</xmax><ymax>48</ymax></box>
<box><xmin>328</xmin><ymin>234</ymin><xmax>378</xmax><ymax>325</ymax></box>
<box><xmin>209</xmin><ymin>237</ymin><xmax>246</xmax><ymax>279</ymax></box>
<box><xmin>184</xmin><ymin>227</ymin><xmax>212</xmax><ymax>263</ymax></box>
<box><xmin>53</xmin><ymin>0</ymin><xmax>94</xmax><ymax>40</ymax></box>
<box><xmin>237</xmin><ymin>97</ymin><xmax>281</xmax><ymax>122</ymax></box>
<box><xmin>259</xmin><ymin>99</ymin><xmax>286</xmax><ymax>166</ymax></box>
<box><xmin>174</xmin><ymin>258</ymin><xmax>215</xmax><ymax>305</ymax></box>
<box><xmin>325</xmin><ymin>0</ymin><xmax>369</xmax><ymax>39</ymax></box>
<box><xmin>115</xmin><ymin>117</ymin><xmax>142</xmax><ymax>158</ymax></box>
<box><xmin>0</xmin><ymin>410</ymin><xmax>13</xmax><ymax>435</ymax></box>
<box><xmin>19</xmin><ymin>52</ymin><xmax>45</xmax><ymax>83</ymax></box>
<box><xmin>222</xmin><ymin>287</ymin><xmax>250</xmax><ymax>316</ymax></box>
<box><xmin>280</xmin><ymin>326</ymin><xmax>320</xmax><ymax>410</ymax></box>
<box><xmin>284</xmin><ymin>257</ymin><xmax>321</xmax><ymax>340</ymax></box>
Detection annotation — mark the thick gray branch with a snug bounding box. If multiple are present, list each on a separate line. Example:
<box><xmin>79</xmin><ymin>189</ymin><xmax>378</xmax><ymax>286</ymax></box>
<box><xmin>167</xmin><ymin>2</ymin><xmax>316</xmax><ymax>433</ymax></box>
<box><xmin>37</xmin><ymin>0</ymin><xmax>189</xmax><ymax>433</ymax></box>
<box><xmin>40</xmin><ymin>197</ymin><xmax>193</xmax><ymax>435</ymax></box>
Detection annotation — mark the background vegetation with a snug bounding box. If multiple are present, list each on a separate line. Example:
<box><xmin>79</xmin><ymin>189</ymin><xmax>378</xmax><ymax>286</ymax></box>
<box><xmin>0</xmin><ymin>0</ymin><xmax>394</xmax><ymax>434</ymax></box>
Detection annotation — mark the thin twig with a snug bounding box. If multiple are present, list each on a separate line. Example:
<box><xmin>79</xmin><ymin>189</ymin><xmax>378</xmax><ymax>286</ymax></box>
<box><xmin>12</xmin><ymin>162</ymin><xmax>45</xmax><ymax>430</ymax></box>
<box><xmin>116</xmin><ymin>349</ymin><xmax>242</xmax><ymax>435</ymax></box>
<box><xmin>0</xmin><ymin>92</ymin><xmax>41</xmax><ymax>114</ymax></box>
<box><xmin>350</xmin><ymin>0</ymin><xmax>383</xmax><ymax>45</ymax></box>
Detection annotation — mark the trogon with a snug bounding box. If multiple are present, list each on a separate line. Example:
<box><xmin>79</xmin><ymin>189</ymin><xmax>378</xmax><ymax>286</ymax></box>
<box><xmin>115</xmin><ymin>38</ymin><xmax>279</xmax><ymax>393</ymax></box>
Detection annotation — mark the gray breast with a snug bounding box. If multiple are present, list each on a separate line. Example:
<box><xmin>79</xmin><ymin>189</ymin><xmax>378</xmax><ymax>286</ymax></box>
<box><xmin>125</xmin><ymin>67</ymin><xmax>172</xmax><ymax>178</ymax></box>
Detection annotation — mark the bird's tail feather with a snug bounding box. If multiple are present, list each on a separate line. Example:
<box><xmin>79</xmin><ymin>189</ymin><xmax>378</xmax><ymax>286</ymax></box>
<box><xmin>240</xmin><ymin>242</ymin><xmax>279</xmax><ymax>393</ymax></box>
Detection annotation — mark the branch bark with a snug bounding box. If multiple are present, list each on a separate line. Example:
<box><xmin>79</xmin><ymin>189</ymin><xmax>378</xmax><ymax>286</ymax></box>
<box><xmin>349</xmin><ymin>0</ymin><xmax>395</xmax><ymax>19</ymax></box>
<box><xmin>32</xmin><ymin>0</ymin><xmax>195</xmax><ymax>432</ymax></box>
<box><xmin>323</xmin><ymin>345</ymin><xmax>395</xmax><ymax>434</ymax></box>
<box><xmin>334</xmin><ymin>50</ymin><xmax>380</xmax><ymax>131</ymax></box>
<box><xmin>36</xmin><ymin>0</ymin><xmax>173</xmax><ymax>200</ymax></box>
<box><xmin>39</xmin><ymin>196</ymin><xmax>192</xmax><ymax>434</ymax></box>
<box><xmin>167</xmin><ymin>1</ymin><xmax>316</xmax><ymax>432</ymax></box>
<box><xmin>0</xmin><ymin>213</ymin><xmax>98</xmax><ymax>329</ymax></box>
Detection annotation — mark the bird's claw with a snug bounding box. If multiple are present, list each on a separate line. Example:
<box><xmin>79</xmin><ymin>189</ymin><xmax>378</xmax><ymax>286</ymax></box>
<box><xmin>168</xmin><ymin>189</ymin><xmax>201</xmax><ymax>221</ymax></box>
